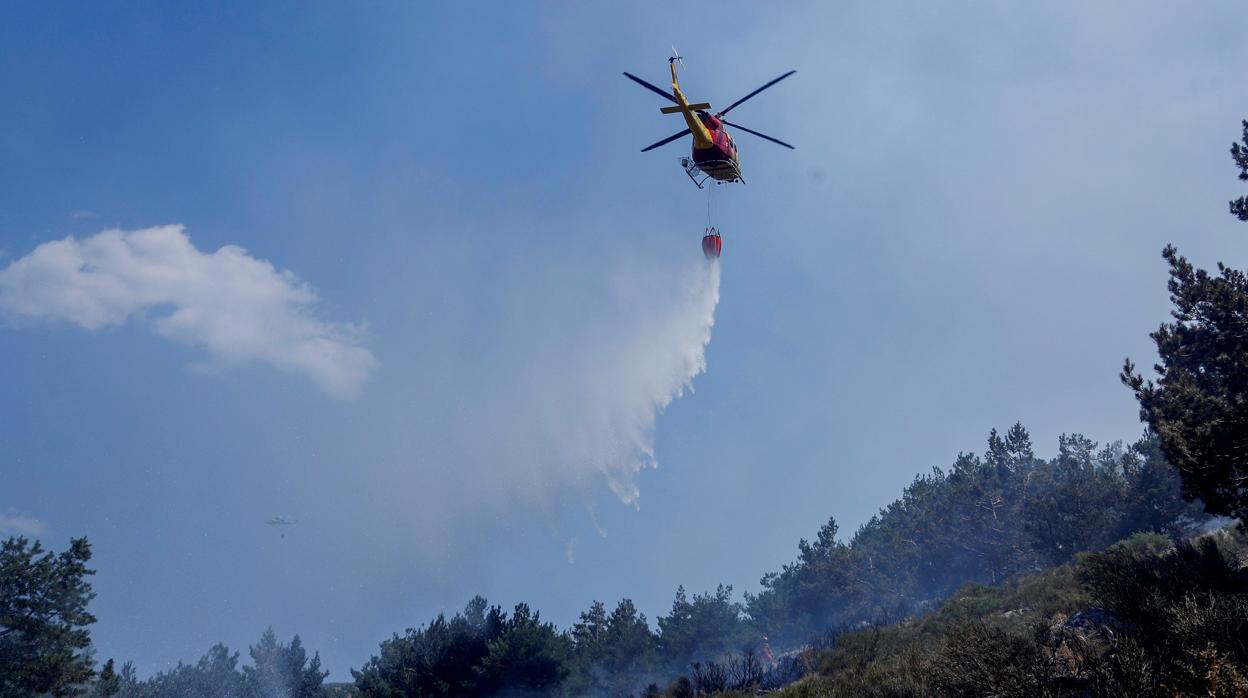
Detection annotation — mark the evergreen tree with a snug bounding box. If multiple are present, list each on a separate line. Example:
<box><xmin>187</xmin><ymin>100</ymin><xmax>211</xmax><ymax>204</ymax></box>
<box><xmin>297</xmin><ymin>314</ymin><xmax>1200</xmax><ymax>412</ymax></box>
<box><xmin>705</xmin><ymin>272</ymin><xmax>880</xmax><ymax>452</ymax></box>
<box><xmin>87</xmin><ymin>659</ymin><xmax>119</xmax><ymax>698</ymax></box>
<box><xmin>1023</xmin><ymin>434</ymin><xmax>1122</xmax><ymax>565</ymax></box>
<box><xmin>112</xmin><ymin>663</ymin><xmax>140</xmax><ymax>697</ymax></box>
<box><xmin>138</xmin><ymin>643</ymin><xmax>246</xmax><ymax>698</ymax></box>
<box><xmin>986</xmin><ymin>423</ymin><xmax>1036</xmax><ymax>476</ymax></box>
<box><xmin>347</xmin><ymin>428</ymin><xmax>1208</xmax><ymax>694</ymax></box>
<box><xmin>944</xmin><ymin>443</ymin><xmax>1026</xmax><ymax>584</ymax></box>
<box><xmin>1122</xmin><ymin>245</ymin><xmax>1248</xmax><ymax>525</ymax></box>
<box><xmin>745</xmin><ymin>424</ymin><xmax>1203</xmax><ymax>651</ymax></box>
<box><xmin>1116</xmin><ymin>434</ymin><xmax>1204</xmax><ymax>537</ymax></box>
<box><xmin>0</xmin><ymin>536</ymin><xmax>97</xmax><ymax>697</ymax></box>
<box><xmin>569</xmin><ymin>600</ymin><xmax>608</xmax><ymax>656</ymax></box>
<box><xmin>598</xmin><ymin>599</ymin><xmax>656</xmax><ymax>696</ymax></box>
<box><xmin>352</xmin><ymin>595</ymin><xmax>504</xmax><ymax>697</ymax></box>
<box><xmin>564</xmin><ymin>600</ymin><xmax>609</xmax><ymax>696</ymax></box>
<box><xmin>657</xmin><ymin>585</ymin><xmax>749</xmax><ymax>671</ymax></box>
<box><xmin>243</xmin><ymin>628</ymin><xmax>327</xmax><ymax>698</ymax></box>
<box><xmin>1230</xmin><ymin>120</ymin><xmax>1248</xmax><ymax>221</ymax></box>
<box><xmin>1122</xmin><ymin>119</ymin><xmax>1248</xmax><ymax>525</ymax></box>
<box><xmin>749</xmin><ymin>517</ymin><xmax>857</xmax><ymax>642</ymax></box>
<box><xmin>566</xmin><ymin>598</ymin><xmax>657</xmax><ymax>696</ymax></box>
<box><xmin>474</xmin><ymin>603</ymin><xmax>569</xmax><ymax>695</ymax></box>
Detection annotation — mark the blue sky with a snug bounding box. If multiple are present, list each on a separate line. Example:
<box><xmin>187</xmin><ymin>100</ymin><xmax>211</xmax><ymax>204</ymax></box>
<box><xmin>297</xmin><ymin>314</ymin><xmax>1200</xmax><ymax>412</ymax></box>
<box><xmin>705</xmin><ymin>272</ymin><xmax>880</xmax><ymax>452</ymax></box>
<box><xmin>3</xmin><ymin>1</ymin><xmax>1247</xmax><ymax>679</ymax></box>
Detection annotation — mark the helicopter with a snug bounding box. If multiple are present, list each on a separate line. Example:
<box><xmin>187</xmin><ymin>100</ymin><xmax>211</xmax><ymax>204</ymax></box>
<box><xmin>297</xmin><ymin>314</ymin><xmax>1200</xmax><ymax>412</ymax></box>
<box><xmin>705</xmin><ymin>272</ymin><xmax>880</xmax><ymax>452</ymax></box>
<box><xmin>624</xmin><ymin>52</ymin><xmax>795</xmax><ymax>189</ymax></box>
<box><xmin>267</xmin><ymin>515</ymin><xmax>297</xmax><ymax>539</ymax></box>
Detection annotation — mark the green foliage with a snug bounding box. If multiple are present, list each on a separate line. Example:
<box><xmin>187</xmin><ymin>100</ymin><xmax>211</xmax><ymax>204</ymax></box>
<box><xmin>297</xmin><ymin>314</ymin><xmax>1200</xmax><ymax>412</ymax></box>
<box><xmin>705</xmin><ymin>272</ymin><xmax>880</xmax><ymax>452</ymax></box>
<box><xmin>1114</xmin><ymin>436</ymin><xmax>1205</xmax><ymax>537</ymax></box>
<box><xmin>1024</xmin><ymin>435</ymin><xmax>1123</xmax><ymax>565</ymax></box>
<box><xmin>931</xmin><ymin>622</ymin><xmax>1069</xmax><ymax>698</ymax></box>
<box><xmin>1078</xmin><ymin>535</ymin><xmax>1247</xmax><ymax>653</ymax></box>
<box><xmin>352</xmin><ymin>596</ymin><xmax>503</xmax><ymax>697</ymax></box>
<box><xmin>747</xmin><ymin>427</ymin><xmax>1200</xmax><ymax>645</ymax></box>
<box><xmin>565</xmin><ymin>598</ymin><xmax>658</xmax><ymax>697</ymax></box>
<box><xmin>77</xmin><ymin>419</ymin><xmax>1202</xmax><ymax>697</ymax></box>
<box><xmin>87</xmin><ymin>659</ymin><xmax>120</xmax><ymax>698</ymax></box>
<box><xmin>811</xmin><ymin>627</ymin><xmax>931</xmax><ymax>697</ymax></box>
<box><xmin>0</xmin><ymin>536</ymin><xmax>97</xmax><ymax>698</ymax></box>
<box><xmin>243</xmin><ymin>627</ymin><xmax>328</xmax><ymax>698</ymax></box>
<box><xmin>792</xmin><ymin>564</ymin><xmax>1088</xmax><ymax>698</ymax></box>
<box><xmin>923</xmin><ymin>533</ymin><xmax>1248</xmax><ymax>697</ymax></box>
<box><xmin>1122</xmin><ymin>243</ymin><xmax>1248</xmax><ymax>525</ymax></box>
<box><xmin>528</xmin><ymin>423</ymin><xmax>1200</xmax><ymax>696</ymax></box>
<box><xmin>131</xmin><ymin>643</ymin><xmax>247</xmax><ymax>698</ymax></box>
<box><xmin>656</xmin><ymin>585</ymin><xmax>751</xmax><ymax>671</ymax></box>
<box><xmin>747</xmin><ymin>518</ymin><xmax>855</xmax><ymax>642</ymax></box>
<box><xmin>764</xmin><ymin>530</ymin><xmax>1246</xmax><ymax>698</ymax></box>
<box><xmin>1231</xmin><ymin>120</ymin><xmax>1248</xmax><ymax>221</ymax></box>
<box><xmin>117</xmin><ymin>629</ymin><xmax>328</xmax><ymax>698</ymax></box>
<box><xmin>474</xmin><ymin>603</ymin><xmax>570</xmax><ymax>695</ymax></box>
<box><xmin>351</xmin><ymin>598</ymin><xmax>572</xmax><ymax>697</ymax></box>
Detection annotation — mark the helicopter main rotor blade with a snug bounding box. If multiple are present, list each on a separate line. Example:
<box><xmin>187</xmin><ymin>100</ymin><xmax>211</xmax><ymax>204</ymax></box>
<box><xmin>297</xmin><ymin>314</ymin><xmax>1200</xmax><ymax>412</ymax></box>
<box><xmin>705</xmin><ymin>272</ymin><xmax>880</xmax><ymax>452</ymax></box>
<box><xmin>640</xmin><ymin>128</ymin><xmax>691</xmax><ymax>152</ymax></box>
<box><xmin>721</xmin><ymin>120</ymin><xmax>795</xmax><ymax>149</ymax></box>
<box><xmin>717</xmin><ymin>70</ymin><xmax>796</xmax><ymax>117</ymax></box>
<box><xmin>623</xmin><ymin>72</ymin><xmax>678</xmax><ymax>103</ymax></box>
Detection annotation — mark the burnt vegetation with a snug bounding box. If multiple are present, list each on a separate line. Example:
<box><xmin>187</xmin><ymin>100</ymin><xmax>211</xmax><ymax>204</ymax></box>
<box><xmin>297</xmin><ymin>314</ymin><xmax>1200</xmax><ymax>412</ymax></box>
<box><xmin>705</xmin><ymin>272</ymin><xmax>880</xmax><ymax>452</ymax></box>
<box><xmin>5</xmin><ymin>122</ymin><xmax>1248</xmax><ymax>696</ymax></box>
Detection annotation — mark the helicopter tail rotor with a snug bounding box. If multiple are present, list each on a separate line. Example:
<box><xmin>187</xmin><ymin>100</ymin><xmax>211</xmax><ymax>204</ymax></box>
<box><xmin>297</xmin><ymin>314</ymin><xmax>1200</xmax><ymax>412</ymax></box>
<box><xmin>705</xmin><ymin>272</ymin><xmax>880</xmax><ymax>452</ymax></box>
<box><xmin>669</xmin><ymin>46</ymin><xmax>685</xmax><ymax>69</ymax></box>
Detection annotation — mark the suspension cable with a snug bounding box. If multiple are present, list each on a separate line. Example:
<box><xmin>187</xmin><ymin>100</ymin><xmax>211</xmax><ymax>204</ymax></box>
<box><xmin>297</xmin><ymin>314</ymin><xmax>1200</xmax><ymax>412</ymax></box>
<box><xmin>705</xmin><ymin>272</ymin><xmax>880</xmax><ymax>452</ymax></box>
<box><xmin>705</xmin><ymin>183</ymin><xmax>715</xmax><ymax>231</ymax></box>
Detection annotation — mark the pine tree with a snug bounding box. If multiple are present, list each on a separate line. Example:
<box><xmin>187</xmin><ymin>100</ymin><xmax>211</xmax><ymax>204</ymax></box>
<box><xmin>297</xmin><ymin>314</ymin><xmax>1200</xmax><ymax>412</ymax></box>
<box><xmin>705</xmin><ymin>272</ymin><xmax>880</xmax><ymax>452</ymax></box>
<box><xmin>657</xmin><ymin>585</ymin><xmax>748</xmax><ymax>671</ymax></box>
<box><xmin>569</xmin><ymin>600</ymin><xmax>608</xmax><ymax>653</ymax></box>
<box><xmin>1122</xmin><ymin>246</ymin><xmax>1248</xmax><ymax>524</ymax></box>
<box><xmin>1123</xmin><ymin>118</ymin><xmax>1248</xmax><ymax>526</ymax></box>
<box><xmin>352</xmin><ymin>596</ymin><xmax>504</xmax><ymax>697</ymax></box>
<box><xmin>1230</xmin><ymin>120</ymin><xmax>1248</xmax><ymax>221</ymax></box>
<box><xmin>138</xmin><ymin>643</ymin><xmax>246</xmax><ymax>697</ymax></box>
<box><xmin>600</xmin><ymin>599</ymin><xmax>657</xmax><ymax>694</ymax></box>
<box><xmin>243</xmin><ymin>627</ymin><xmax>327</xmax><ymax>698</ymax></box>
<box><xmin>0</xmin><ymin>536</ymin><xmax>97</xmax><ymax>697</ymax></box>
<box><xmin>87</xmin><ymin>659</ymin><xmax>119</xmax><ymax>697</ymax></box>
<box><xmin>474</xmin><ymin>603</ymin><xmax>569</xmax><ymax>694</ymax></box>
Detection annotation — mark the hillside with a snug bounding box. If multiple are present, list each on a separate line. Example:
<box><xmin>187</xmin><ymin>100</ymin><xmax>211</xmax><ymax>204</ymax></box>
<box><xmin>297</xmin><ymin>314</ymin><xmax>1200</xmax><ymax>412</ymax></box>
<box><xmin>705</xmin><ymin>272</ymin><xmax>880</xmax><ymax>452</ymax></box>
<box><xmin>714</xmin><ymin>527</ymin><xmax>1248</xmax><ymax>697</ymax></box>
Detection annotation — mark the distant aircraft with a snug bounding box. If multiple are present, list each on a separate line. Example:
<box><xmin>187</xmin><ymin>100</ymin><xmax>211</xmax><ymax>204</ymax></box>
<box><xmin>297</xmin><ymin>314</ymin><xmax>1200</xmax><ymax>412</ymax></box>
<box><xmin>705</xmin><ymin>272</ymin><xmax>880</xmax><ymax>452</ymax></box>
<box><xmin>267</xmin><ymin>516</ymin><xmax>297</xmax><ymax>538</ymax></box>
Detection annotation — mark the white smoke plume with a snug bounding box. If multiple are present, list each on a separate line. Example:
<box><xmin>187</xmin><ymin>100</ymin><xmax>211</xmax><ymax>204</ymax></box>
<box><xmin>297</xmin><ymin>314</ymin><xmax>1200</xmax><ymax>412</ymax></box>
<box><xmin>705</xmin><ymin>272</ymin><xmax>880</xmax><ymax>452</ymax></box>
<box><xmin>0</xmin><ymin>225</ymin><xmax>377</xmax><ymax>399</ymax></box>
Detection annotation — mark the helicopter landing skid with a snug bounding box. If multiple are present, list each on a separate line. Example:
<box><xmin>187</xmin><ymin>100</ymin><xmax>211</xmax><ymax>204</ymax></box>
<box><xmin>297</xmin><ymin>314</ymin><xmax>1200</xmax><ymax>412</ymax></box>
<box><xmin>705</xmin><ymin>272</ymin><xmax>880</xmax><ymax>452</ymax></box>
<box><xmin>679</xmin><ymin>157</ymin><xmax>744</xmax><ymax>189</ymax></box>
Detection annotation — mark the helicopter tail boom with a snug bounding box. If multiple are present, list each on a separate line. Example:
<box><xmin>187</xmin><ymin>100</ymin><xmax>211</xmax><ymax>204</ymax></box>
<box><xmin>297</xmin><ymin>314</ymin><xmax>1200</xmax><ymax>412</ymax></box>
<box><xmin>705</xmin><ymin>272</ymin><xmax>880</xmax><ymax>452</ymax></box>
<box><xmin>667</xmin><ymin>61</ymin><xmax>714</xmax><ymax>149</ymax></box>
